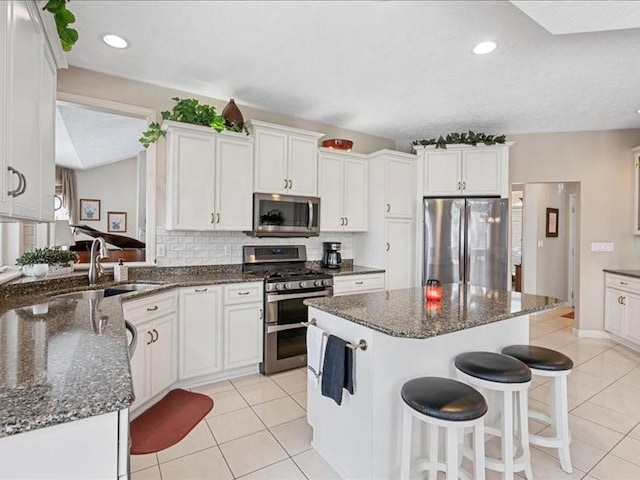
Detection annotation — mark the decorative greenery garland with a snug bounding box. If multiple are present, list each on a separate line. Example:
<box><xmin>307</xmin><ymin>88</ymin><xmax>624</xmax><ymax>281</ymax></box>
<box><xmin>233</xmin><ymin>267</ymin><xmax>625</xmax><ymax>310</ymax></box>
<box><xmin>16</xmin><ymin>248</ymin><xmax>78</xmax><ymax>266</ymax></box>
<box><xmin>412</xmin><ymin>131</ymin><xmax>506</xmax><ymax>149</ymax></box>
<box><xmin>139</xmin><ymin>97</ymin><xmax>248</xmax><ymax>148</ymax></box>
<box><xmin>43</xmin><ymin>0</ymin><xmax>78</xmax><ymax>52</ymax></box>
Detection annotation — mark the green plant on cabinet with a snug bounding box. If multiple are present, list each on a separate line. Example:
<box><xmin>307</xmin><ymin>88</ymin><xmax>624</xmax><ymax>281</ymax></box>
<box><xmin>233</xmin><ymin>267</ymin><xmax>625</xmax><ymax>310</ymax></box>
<box><xmin>413</xmin><ymin>131</ymin><xmax>506</xmax><ymax>149</ymax></box>
<box><xmin>42</xmin><ymin>0</ymin><xmax>78</xmax><ymax>52</ymax></box>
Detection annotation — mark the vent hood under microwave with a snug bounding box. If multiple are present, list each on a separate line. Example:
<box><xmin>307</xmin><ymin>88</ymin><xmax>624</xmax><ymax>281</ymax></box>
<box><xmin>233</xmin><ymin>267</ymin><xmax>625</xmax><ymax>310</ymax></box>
<box><xmin>246</xmin><ymin>193</ymin><xmax>321</xmax><ymax>237</ymax></box>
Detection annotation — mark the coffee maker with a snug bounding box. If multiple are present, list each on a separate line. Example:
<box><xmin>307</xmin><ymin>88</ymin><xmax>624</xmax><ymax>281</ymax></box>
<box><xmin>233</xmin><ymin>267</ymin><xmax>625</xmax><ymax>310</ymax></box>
<box><xmin>322</xmin><ymin>242</ymin><xmax>342</xmax><ymax>269</ymax></box>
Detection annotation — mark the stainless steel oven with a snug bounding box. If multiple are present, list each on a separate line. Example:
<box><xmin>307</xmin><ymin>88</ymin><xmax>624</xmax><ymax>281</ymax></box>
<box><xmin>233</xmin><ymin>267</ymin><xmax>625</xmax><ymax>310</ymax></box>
<box><xmin>263</xmin><ymin>287</ymin><xmax>332</xmax><ymax>374</ymax></box>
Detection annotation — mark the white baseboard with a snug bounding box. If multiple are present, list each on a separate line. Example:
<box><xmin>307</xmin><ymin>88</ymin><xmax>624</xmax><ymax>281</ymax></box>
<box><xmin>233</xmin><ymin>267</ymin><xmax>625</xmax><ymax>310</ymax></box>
<box><xmin>573</xmin><ymin>328</ymin><xmax>611</xmax><ymax>339</ymax></box>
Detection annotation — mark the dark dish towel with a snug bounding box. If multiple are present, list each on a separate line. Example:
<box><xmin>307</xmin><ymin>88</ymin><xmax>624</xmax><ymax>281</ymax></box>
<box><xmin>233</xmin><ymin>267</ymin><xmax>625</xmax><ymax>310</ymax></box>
<box><xmin>321</xmin><ymin>335</ymin><xmax>355</xmax><ymax>405</ymax></box>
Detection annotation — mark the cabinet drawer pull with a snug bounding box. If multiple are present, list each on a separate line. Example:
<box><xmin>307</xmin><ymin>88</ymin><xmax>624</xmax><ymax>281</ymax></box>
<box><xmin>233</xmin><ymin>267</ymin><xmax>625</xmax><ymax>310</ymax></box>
<box><xmin>618</xmin><ymin>296</ymin><xmax>623</xmax><ymax>304</ymax></box>
<box><xmin>386</xmin><ymin>203</ymin><xmax>390</xmax><ymax>213</ymax></box>
<box><xmin>621</xmin><ymin>297</ymin><xmax>627</xmax><ymax>306</ymax></box>
<box><xmin>195</xmin><ymin>288</ymin><xmax>208</xmax><ymax>292</ymax></box>
<box><xmin>147</xmin><ymin>331</ymin><xmax>153</xmax><ymax>345</ymax></box>
<box><xmin>462</xmin><ymin>181</ymin><xmax>466</xmax><ymax>190</ymax></box>
<box><xmin>288</xmin><ymin>179</ymin><xmax>292</xmax><ymax>189</ymax></box>
<box><xmin>259</xmin><ymin>308</ymin><xmax>263</xmax><ymax>320</ymax></box>
<box><xmin>211</xmin><ymin>213</ymin><xmax>215</xmax><ymax>224</ymax></box>
<box><xmin>152</xmin><ymin>329</ymin><xmax>159</xmax><ymax>342</ymax></box>
<box><xmin>345</xmin><ymin>217</ymin><xmax>348</xmax><ymax>226</ymax></box>
<box><xmin>620</xmin><ymin>281</ymin><xmax>628</xmax><ymax>285</ymax></box>
<box><xmin>386</xmin><ymin>242</ymin><xmax>390</xmax><ymax>252</ymax></box>
<box><xmin>217</xmin><ymin>212</ymin><xmax>221</xmax><ymax>224</ymax></box>
<box><xmin>146</xmin><ymin>305</ymin><xmax>159</xmax><ymax>312</ymax></box>
<box><xmin>7</xmin><ymin>167</ymin><xmax>23</xmax><ymax>197</ymax></box>
<box><xmin>238</xmin><ymin>291</ymin><xmax>250</xmax><ymax>295</ymax></box>
<box><xmin>355</xmin><ymin>281</ymin><xmax>364</xmax><ymax>285</ymax></box>
<box><xmin>340</xmin><ymin>217</ymin><xmax>344</xmax><ymax>226</ymax></box>
<box><xmin>284</xmin><ymin>179</ymin><xmax>288</xmax><ymax>189</ymax></box>
<box><xmin>457</xmin><ymin>181</ymin><xmax>461</xmax><ymax>190</ymax></box>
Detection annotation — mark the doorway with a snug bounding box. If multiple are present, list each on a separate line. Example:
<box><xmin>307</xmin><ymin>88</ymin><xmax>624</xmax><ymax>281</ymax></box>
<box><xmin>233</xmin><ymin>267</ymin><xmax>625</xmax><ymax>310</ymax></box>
<box><xmin>510</xmin><ymin>182</ymin><xmax>579</xmax><ymax>307</ymax></box>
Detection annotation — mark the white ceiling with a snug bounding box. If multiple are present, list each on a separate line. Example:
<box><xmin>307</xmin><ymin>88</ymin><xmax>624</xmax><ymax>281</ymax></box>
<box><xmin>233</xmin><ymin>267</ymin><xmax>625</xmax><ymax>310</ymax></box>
<box><xmin>55</xmin><ymin>103</ymin><xmax>146</xmax><ymax>170</ymax></box>
<box><xmin>65</xmin><ymin>1</ymin><xmax>640</xmax><ymax>142</ymax></box>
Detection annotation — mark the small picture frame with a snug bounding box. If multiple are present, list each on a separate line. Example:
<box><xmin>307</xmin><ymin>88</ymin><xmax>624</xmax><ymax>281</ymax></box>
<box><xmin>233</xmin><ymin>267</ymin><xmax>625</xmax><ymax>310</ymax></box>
<box><xmin>546</xmin><ymin>208</ymin><xmax>559</xmax><ymax>238</ymax></box>
<box><xmin>79</xmin><ymin>199</ymin><xmax>100</xmax><ymax>221</ymax></box>
<box><xmin>107</xmin><ymin>212</ymin><xmax>127</xmax><ymax>233</ymax></box>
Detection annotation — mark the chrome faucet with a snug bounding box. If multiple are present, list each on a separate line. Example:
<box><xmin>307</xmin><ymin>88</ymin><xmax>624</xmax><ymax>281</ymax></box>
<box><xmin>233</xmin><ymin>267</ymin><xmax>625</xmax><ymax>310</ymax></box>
<box><xmin>88</xmin><ymin>237</ymin><xmax>109</xmax><ymax>286</ymax></box>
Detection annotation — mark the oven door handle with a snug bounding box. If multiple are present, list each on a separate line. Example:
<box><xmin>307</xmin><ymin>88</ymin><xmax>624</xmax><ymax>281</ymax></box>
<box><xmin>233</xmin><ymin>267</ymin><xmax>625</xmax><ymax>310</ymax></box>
<box><xmin>266</xmin><ymin>288</ymin><xmax>333</xmax><ymax>303</ymax></box>
<box><xmin>267</xmin><ymin>322</ymin><xmax>307</xmax><ymax>334</ymax></box>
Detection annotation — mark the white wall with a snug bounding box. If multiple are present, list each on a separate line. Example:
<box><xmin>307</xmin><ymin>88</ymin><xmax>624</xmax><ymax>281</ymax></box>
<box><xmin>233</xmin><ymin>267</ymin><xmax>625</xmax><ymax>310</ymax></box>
<box><xmin>509</xmin><ymin>129</ymin><xmax>640</xmax><ymax>333</ymax></box>
<box><xmin>75</xmin><ymin>157</ymin><xmax>138</xmax><ymax>237</ymax></box>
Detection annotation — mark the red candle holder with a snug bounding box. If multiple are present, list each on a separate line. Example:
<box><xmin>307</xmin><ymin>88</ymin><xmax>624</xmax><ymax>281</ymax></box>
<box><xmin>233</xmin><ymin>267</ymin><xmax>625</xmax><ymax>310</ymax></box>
<box><xmin>425</xmin><ymin>279</ymin><xmax>442</xmax><ymax>302</ymax></box>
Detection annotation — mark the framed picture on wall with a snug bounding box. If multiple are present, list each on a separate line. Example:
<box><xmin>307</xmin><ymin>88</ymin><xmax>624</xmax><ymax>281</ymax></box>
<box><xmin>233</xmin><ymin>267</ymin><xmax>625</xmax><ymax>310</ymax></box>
<box><xmin>546</xmin><ymin>208</ymin><xmax>559</xmax><ymax>238</ymax></box>
<box><xmin>107</xmin><ymin>212</ymin><xmax>127</xmax><ymax>233</ymax></box>
<box><xmin>79</xmin><ymin>199</ymin><xmax>100</xmax><ymax>221</ymax></box>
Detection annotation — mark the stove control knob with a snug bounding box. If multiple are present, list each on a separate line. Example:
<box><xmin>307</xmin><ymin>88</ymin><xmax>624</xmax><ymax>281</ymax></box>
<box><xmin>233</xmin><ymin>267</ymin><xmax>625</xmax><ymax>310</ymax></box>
<box><xmin>322</xmin><ymin>279</ymin><xmax>331</xmax><ymax>286</ymax></box>
<box><xmin>314</xmin><ymin>280</ymin><xmax>323</xmax><ymax>287</ymax></box>
<box><xmin>299</xmin><ymin>281</ymin><xmax>306</xmax><ymax>288</ymax></box>
<box><xmin>276</xmin><ymin>283</ymin><xmax>285</xmax><ymax>291</ymax></box>
<box><xmin>285</xmin><ymin>282</ymin><xmax>296</xmax><ymax>290</ymax></box>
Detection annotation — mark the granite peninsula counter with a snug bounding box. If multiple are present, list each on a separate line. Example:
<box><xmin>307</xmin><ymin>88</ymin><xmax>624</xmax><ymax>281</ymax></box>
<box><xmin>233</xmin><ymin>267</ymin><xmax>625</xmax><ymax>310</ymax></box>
<box><xmin>304</xmin><ymin>284</ymin><xmax>562</xmax><ymax>480</ymax></box>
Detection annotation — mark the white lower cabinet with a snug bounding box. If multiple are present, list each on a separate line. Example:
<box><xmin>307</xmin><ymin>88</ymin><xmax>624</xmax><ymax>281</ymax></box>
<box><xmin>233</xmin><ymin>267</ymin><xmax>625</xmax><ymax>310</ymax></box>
<box><xmin>604</xmin><ymin>273</ymin><xmax>640</xmax><ymax>349</ymax></box>
<box><xmin>179</xmin><ymin>286</ymin><xmax>223</xmax><ymax>379</ymax></box>
<box><xmin>177</xmin><ymin>282</ymin><xmax>263</xmax><ymax>378</ymax></box>
<box><xmin>123</xmin><ymin>291</ymin><xmax>178</xmax><ymax>412</ymax></box>
<box><xmin>223</xmin><ymin>302</ymin><xmax>263</xmax><ymax>370</ymax></box>
<box><xmin>333</xmin><ymin>273</ymin><xmax>385</xmax><ymax>296</ymax></box>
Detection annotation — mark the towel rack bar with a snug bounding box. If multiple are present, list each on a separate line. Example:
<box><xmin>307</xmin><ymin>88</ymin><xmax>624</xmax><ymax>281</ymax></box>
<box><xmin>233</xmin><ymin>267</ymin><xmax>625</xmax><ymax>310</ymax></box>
<box><xmin>303</xmin><ymin>318</ymin><xmax>368</xmax><ymax>352</ymax></box>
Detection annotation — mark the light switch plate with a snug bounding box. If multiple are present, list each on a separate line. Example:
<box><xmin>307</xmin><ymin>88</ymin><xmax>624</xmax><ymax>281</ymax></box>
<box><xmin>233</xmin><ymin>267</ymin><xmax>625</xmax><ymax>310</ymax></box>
<box><xmin>157</xmin><ymin>244</ymin><xmax>166</xmax><ymax>257</ymax></box>
<box><xmin>537</xmin><ymin>240</ymin><xmax>544</xmax><ymax>248</ymax></box>
<box><xmin>591</xmin><ymin>242</ymin><xmax>614</xmax><ymax>252</ymax></box>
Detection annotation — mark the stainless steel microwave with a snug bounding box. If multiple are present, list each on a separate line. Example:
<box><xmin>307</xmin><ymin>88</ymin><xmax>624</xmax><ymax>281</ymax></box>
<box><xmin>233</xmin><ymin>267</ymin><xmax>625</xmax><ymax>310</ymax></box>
<box><xmin>248</xmin><ymin>193</ymin><xmax>320</xmax><ymax>237</ymax></box>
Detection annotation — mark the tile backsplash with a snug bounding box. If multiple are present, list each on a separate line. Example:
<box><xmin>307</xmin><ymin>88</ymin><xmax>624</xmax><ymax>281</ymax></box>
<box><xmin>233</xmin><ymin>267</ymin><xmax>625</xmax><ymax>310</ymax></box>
<box><xmin>155</xmin><ymin>227</ymin><xmax>353</xmax><ymax>266</ymax></box>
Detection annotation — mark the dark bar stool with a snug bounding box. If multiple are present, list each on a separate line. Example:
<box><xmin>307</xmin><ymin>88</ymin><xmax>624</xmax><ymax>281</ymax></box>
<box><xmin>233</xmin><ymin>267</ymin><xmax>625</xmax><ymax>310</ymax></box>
<box><xmin>455</xmin><ymin>352</ymin><xmax>533</xmax><ymax>480</ymax></box>
<box><xmin>400</xmin><ymin>377</ymin><xmax>487</xmax><ymax>480</ymax></box>
<box><xmin>502</xmin><ymin>345</ymin><xmax>574</xmax><ymax>473</ymax></box>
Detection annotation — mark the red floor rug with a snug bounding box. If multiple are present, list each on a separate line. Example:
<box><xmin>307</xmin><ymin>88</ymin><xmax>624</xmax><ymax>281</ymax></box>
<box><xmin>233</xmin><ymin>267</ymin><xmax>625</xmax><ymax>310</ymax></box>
<box><xmin>130</xmin><ymin>388</ymin><xmax>214</xmax><ymax>454</ymax></box>
<box><xmin>562</xmin><ymin>311</ymin><xmax>575</xmax><ymax>319</ymax></box>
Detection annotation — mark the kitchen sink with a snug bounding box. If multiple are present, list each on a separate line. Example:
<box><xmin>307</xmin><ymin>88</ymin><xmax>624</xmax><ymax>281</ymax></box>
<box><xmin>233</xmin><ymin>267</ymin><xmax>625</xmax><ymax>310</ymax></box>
<box><xmin>52</xmin><ymin>283</ymin><xmax>161</xmax><ymax>300</ymax></box>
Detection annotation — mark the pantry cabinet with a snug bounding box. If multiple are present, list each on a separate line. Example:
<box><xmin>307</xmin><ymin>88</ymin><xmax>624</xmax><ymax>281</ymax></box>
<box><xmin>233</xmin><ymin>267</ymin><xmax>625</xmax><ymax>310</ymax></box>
<box><xmin>123</xmin><ymin>291</ymin><xmax>178</xmax><ymax>412</ymax></box>
<box><xmin>414</xmin><ymin>144</ymin><xmax>512</xmax><ymax>198</ymax></box>
<box><xmin>353</xmin><ymin>150</ymin><xmax>417</xmax><ymax>290</ymax></box>
<box><xmin>250</xmin><ymin>120</ymin><xmax>324</xmax><ymax>196</ymax></box>
<box><xmin>165</xmin><ymin>121</ymin><xmax>253</xmax><ymax>231</ymax></box>
<box><xmin>604</xmin><ymin>273</ymin><xmax>640</xmax><ymax>349</ymax></box>
<box><xmin>318</xmin><ymin>149</ymin><xmax>368</xmax><ymax>232</ymax></box>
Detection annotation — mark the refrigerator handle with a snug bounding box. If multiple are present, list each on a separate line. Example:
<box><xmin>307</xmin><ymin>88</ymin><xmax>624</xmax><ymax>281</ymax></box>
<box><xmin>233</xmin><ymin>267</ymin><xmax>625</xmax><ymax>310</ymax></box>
<box><xmin>464</xmin><ymin>203</ymin><xmax>471</xmax><ymax>283</ymax></box>
<box><xmin>459</xmin><ymin>203</ymin><xmax>465</xmax><ymax>283</ymax></box>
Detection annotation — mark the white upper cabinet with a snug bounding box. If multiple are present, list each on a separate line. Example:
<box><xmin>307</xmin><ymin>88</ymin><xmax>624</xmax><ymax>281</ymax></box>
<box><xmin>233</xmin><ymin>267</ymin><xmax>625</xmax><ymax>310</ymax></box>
<box><xmin>415</xmin><ymin>144</ymin><xmax>512</xmax><ymax>198</ymax></box>
<box><xmin>165</xmin><ymin>121</ymin><xmax>253</xmax><ymax>231</ymax></box>
<box><xmin>250</xmin><ymin>120</ymin><xmax>324</xmax><ymax>196</ymax></box>
<box><xmin>1</xmin><ymin>1</ymin><xmax>65</xmax><ymax>221</ymax></box>
<box><xmin>318</xmin><ymin>149</ymin><xmax>368</xmax><ymax>232</ymax></box>
<box><xmin>385</xmin><ymin>153</ymin><xmax>415</xmax><ymax>218</ymax></box>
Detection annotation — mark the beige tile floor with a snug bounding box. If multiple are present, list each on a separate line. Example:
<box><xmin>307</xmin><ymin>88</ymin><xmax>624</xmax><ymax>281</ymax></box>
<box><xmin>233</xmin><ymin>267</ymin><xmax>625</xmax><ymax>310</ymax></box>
<box><xmin>132</xmin><ymin>307</ymin><xmax>640</xmax><ymax>479</ymax></box>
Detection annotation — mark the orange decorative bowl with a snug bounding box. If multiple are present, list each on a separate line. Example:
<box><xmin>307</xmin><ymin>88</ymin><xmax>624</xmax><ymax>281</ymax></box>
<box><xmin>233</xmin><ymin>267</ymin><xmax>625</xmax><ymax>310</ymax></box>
<box><xmin>322</xmin><ymin>139</ymin><xmax>353</xmax><ymax>151</ymax></box>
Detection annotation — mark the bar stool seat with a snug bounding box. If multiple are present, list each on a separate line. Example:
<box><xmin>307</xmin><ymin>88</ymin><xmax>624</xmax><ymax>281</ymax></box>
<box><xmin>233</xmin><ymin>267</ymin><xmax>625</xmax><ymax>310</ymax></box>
<box><xmin>455</xmin><ymin>352</ymin><xmax>533</xmax><ymax>480</ymax></box>
<box><xmin>400</xmin><ymin>377</ymin><xmax>487</xmax><ymax>480</ymax></box>
<box><xmin>502</xmin><ymin>345</ymin><xmax>574</xmax><ymax>474</ymax></box>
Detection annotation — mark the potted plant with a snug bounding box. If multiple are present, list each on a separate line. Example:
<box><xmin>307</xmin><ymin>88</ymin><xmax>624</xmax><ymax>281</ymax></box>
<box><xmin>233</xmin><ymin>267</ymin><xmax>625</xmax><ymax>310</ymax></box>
<box><xmin>17</xmin><ymin>248</ymin><xmax>78</xmax><ymax>277</ymax></box>
<box><xmin>139</xmin><ymin>97</ymin><xmax>248</xmax><ymax>148</ymax></box>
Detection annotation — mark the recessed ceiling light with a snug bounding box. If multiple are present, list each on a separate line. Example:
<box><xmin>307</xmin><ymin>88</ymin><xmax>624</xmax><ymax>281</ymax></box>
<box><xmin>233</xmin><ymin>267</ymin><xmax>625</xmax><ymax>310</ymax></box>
<box><xmin>637</xmin><ymin>109</ymin><xmax>640</xmax><ymax>115</ymax></box>
<box><xmin>102</xmin><ymin>34</ymin><xmax>128</xmax><ymax>49</ymax></box>
<box><xmin>473</xmin><ymin>41</ymin><xmax>497</xmax><ymax>55</ymax></box>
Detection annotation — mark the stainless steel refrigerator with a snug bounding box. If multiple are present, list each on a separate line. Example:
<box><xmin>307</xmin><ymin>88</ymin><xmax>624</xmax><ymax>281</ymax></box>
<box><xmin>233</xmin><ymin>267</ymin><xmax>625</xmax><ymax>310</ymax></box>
<box><xmin>423</xmin><ymin>198</ymin><xmax>509</xmax><ymax>289</ymax></box>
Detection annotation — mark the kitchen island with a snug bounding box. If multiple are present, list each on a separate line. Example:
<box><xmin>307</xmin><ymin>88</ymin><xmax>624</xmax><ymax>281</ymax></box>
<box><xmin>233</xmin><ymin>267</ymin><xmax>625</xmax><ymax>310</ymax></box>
<box><xmin>304</xmin><ymin>284</ymin><xmax>561</xmax><ymax>480</ymax></box>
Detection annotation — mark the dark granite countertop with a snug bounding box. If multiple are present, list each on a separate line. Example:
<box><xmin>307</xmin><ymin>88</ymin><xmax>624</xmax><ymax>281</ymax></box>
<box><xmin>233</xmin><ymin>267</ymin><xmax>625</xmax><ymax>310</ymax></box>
<box><xmin>0</xmin><ymin>265</ymin><xmax>266</xmax><ymax>438</ymax></box>
<box><xmin>603</xmin><ymin>269</ymin><xmax>640</xmax><ymax>279</ymax></box>
<box><xmin>313</xmin><ymin>264</ymin><xmax>386</xmax><ymax>276</ymax></box>
<box><xmin>305</xmin><ymin>283</ymin><xmax>562</xmax><ymax>339</ymax></box>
